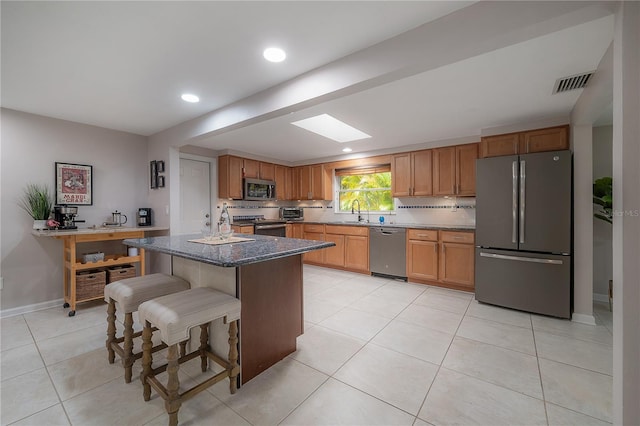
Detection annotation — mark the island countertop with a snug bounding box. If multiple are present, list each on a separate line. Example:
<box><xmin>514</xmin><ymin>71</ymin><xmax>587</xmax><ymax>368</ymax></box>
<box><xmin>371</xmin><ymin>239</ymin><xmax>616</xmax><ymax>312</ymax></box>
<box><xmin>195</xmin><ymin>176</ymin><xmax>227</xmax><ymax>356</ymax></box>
<box><xmin>124</xmin><ymin>233</ymin><xmax>335</xmax><ymax>267</ymax></box>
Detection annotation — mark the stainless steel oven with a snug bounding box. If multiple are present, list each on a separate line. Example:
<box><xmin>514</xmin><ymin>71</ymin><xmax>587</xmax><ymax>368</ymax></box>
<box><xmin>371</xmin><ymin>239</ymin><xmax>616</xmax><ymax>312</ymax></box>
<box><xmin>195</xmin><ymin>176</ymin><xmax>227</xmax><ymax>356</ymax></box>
<box><xmin>254</xmin><ymin>222</ymin><xmax>286</xmax><ymax>237</ymax></box>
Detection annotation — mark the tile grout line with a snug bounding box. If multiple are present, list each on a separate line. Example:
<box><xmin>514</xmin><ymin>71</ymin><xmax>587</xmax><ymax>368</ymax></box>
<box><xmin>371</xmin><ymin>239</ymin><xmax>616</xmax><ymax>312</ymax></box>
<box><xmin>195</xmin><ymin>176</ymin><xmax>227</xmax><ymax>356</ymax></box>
<box><xmin>531</xmin><ymin>315</ymin><xmax>551</xmax><ymax>426</ymax></box>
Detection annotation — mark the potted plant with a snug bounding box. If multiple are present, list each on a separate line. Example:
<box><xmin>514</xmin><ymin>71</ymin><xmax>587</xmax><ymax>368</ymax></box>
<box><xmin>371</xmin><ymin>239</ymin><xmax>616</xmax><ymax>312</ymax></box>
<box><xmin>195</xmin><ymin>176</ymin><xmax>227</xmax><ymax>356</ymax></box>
<box><xmin>593</xmin><ymin>177</ymin><xmax>612</xmax><ymax>224</ymax></box>
<box><xmin>19</xmin><ymin>183</ymin><xmax>54</xmax><ymax>229</ymax></box>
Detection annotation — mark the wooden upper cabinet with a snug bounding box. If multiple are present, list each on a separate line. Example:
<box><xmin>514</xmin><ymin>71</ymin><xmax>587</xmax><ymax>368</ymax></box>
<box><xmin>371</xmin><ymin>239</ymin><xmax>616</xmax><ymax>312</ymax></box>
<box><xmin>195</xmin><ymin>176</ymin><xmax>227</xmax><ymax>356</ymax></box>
<box><xmin>432</xmin><ymin>144</ymin><xmax>477</xmax><ymax>196</ymax></box>
<box><xmin>432</xmin><ymin>147</ymin><xmax>456</xmax><ymax>196</ymax></box>
<box><xmin>391</xmin><ymin>153</ymin><xmax>411</xmax><ymax>197</ymax></box>
<box><xmin>291</xmin><ymin>167</ymin><xmax>301</xmax><ymax>200</ymax></box>
<box><xmin>259</xmin><ymin>162</ymin><xmax>276</xmax><ymax>181</ymax></box>
<box><xmin>310</xmin><ymin>164</ymin><xmax>325</xmax><ymax>200</ymax></box>
<box><xmin>521</xmin><ymin>126</ymin><xmax>569</xmax><ymax>154</ymax></box>
<box><xmin>243</xmin><ymin>159</ymin><xmax>260</xmax><ymax>179</ymax></box>
<box><xmin>298</xmin><ymin>164</ymin><xmax>332</xmax><ymax>200</ymax></box>
<box><xmin>481</xmin><ymin>125</ymin><xmax>569</xmax><ymax>158</ymax></box>
<box><xmin>243</xmin><ymin>159</ymin><xmax>276</xmax><ymax>181</ymax></box>
<box><xmin>218</xmin><ymin>155</ymin><xmax>244</xmax><ymax>199</ymax></box>
<box><xmin>412</xmin><ymin>149</ymin><xmax>433</xmax><ymax>196</ymax></box>
<box><xmin>480</xmin><ymin>133</ymin><xmax>520</xmax><ymax>158</ymax></box>
<box><xmin>299</xmin><ymin>166</ymin><xmax>312</xmax><ymax>200</ymax></box>
<box><xmin>274</xmin><ymin>165</ymin><xmax>288</xmax><ymax>200</ymax></box>
<box><xmin>456</xmin><ymin>143</ymin><xmax>478</xmax><ymax>196</ymax></box>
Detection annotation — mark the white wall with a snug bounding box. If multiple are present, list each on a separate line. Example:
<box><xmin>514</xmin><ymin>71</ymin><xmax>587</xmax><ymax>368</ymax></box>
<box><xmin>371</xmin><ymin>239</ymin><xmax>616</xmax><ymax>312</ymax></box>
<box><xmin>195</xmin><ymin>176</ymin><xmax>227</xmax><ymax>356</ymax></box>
<box><xmin>592</xmin><ymin>125</ymin><xmax>613</xmax><ymax>299</ymax></box>
<box><xmin>0</xmin><ymin>108</ymin><xmax>148</xmax><ymax>312</ymax></box>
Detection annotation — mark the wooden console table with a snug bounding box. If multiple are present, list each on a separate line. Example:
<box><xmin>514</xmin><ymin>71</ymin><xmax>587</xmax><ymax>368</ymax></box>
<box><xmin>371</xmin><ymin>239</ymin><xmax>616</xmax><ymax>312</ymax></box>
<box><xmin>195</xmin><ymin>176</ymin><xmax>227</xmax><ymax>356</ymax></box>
<box><xmin>33</xmin><ymin>227</ymin><xmax>166</xmax><ymax>316</ymax></box>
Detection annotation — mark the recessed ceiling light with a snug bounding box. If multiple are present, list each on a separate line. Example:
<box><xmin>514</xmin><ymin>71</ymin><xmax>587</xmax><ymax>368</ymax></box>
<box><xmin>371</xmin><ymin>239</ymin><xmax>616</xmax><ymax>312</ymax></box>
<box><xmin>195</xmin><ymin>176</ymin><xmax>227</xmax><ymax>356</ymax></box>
<box><xmin>181</xmin><ymin>94</ymin><xmax>199</xmax><ymax>103</ymax></box>
<box><xmin>263</xmin><ymin>47</ymin><xmax>286</xmax><ymax>63</ymax></box>
<box><xmin>291</xmin><ymin>114</ymin><xmax>371</xmax><ymax>143</ymax></box>
<box><xmin>342</xmin><ymin>148</ymin><xmax>353</xmax><ymax>153</ymax></box>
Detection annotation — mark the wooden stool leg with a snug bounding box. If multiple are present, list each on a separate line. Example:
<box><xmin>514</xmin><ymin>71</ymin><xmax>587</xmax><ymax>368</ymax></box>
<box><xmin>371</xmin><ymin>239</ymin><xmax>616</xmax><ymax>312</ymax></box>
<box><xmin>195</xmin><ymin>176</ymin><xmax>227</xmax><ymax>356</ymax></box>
<box><xmin>199</xmin><ymin>324</ymin><xmax>209</xmax><ymax>373</ymax></box>
<box><xmin>179</xmin><ymin>341</ymin><xmax>187</xmax><ymax>358</ymax></box>
<box><xmin>106</xmin><ymin>299</ymin><xmax>116</xmax><ymax>364</ymax></box>
<box><xmin>141</xmin><ymin>321</ymin><xmax>153</xmax><ymax>401</ymax></box>
<box><xmin>123</xmin><ymin>312</ymin><xmax>134</xmax><ymax>383</ymax></box>
<box><xmin>228</xmin><ymin>320</ymin><xmax>239</xmax><ymax>394</ymax></box>
<box><xmin>166</xmin><ymin>344</ymin><xmax>181</xmax><ymax>426</ymax></box>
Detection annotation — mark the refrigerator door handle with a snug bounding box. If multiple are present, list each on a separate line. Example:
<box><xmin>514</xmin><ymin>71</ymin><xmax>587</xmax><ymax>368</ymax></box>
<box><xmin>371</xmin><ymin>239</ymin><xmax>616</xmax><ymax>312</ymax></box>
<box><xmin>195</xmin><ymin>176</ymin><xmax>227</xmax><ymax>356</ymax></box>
<box><xmin>512</xmin><ymin>161</ymin><xmax>518</xmax><ymax>244</ymax></box>
<box><xmin>480</xmin><ymin>252</ymin><xmax>563</xmax><ymax>265</ymax></box>
<box><xmin>519</xmin><ymin>160</ymin><xmax>526</xmax><ymax>244</ymax></box>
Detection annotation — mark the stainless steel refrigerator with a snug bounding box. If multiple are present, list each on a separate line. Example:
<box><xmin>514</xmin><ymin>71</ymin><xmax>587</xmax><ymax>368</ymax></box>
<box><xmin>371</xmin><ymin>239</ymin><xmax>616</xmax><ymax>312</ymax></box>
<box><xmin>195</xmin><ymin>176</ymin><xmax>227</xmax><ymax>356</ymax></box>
<box><xmin>475</xmin><ymin>150</ymin><xmax>572</xmax><ymax>318</ymax></box>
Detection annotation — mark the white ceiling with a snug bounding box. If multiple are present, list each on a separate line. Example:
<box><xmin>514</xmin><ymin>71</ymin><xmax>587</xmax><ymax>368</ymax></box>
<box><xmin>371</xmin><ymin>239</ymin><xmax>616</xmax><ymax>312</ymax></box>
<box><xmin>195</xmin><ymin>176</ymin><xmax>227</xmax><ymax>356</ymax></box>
<box><xmin>1</xmin><ymin>1</ymin><xmax>614</xmax><ymax>164</ymax></box>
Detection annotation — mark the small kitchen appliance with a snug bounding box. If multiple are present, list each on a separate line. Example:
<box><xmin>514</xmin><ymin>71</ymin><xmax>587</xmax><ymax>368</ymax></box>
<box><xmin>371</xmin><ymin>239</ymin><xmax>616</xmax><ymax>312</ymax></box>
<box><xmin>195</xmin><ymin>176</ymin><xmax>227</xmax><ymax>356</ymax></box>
<box><xmin>279</xmin><ymin>207</ymin><xmax>304</xmax><ymax>221</ymax></box>
<box><xmin>54</xmin><ymin>205</ymin><xmax>84</xmax><ymax>230</ymax></box>
<box><xmin>104</xmin><ymin>210</ymin><xmax>127</xmax><ymax>227</ymax></box>
<box><xmin>137</xmin><ymin>208</ymin><xmax>152</xmax><ymax>227</ymax></box>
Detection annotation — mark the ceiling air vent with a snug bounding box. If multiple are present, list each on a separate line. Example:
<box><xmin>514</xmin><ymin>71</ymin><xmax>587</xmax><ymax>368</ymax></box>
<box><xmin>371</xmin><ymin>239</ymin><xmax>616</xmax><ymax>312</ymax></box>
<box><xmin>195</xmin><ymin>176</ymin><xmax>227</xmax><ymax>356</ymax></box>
<box><xmin>552</xmin><ymin>71</ymin><xmax>594</xmax><ymax>94</ymax></box>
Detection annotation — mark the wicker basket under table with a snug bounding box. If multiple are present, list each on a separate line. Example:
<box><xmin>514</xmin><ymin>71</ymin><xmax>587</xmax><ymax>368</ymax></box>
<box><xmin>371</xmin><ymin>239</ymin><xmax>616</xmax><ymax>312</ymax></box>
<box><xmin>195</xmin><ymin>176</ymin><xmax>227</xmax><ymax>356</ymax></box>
<box><xmin>76</xmin><ymin>270</ymin><xmax>107</xmax><ymax>300</ymax></box>
<box><xmin>107</xmin><ymin>264</ymin><xmax>137</xmax><ymax>283</ymax></box>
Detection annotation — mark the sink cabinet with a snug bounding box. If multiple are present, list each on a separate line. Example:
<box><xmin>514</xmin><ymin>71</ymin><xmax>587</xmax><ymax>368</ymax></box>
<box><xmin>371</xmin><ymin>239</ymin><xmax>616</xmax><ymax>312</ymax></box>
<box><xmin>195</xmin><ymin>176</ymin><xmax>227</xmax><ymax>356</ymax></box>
<box><xmin>302</xmin><ymin>224</ymin><xmax>369</xmax><ymax>273</ymax></box>
<box><xmin>302</xmin><ymin>224</ymin><xmax>325</xmax><ymax>264</ymax></box>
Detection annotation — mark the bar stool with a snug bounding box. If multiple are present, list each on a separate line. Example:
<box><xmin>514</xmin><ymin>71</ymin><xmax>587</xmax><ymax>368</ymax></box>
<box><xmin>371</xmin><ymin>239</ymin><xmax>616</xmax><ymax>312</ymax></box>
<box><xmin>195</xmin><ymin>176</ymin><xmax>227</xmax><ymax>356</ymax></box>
<box><xmin>138</xmin><ymin>287</ymin><xmax>241</xmax><ymax>426</ymax></box>
<box><xmin>104</xmin><ymin>273</ymin><xmax>190</xmax><ymax>383</ymax></box>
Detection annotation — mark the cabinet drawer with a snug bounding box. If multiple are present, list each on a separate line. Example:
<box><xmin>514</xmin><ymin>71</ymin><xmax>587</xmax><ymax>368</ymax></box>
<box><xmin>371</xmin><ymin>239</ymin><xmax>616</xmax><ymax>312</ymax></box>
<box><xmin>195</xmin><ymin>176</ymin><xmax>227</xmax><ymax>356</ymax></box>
<box><xmin>75</xmin><ymin>231</ymin><xmax>144</xmax><ymax>242</ymax></box>
<box><xmin>325</xmin><ymin>225</ymin><xmax>369</xmax><ymax>236</ymax></box>
<box><xmin>303</xmin><ymin>224</ymin><xmax>324</xmax><ymax>233</ymax></box>
<box><xmin>440</xmin><ymin>231</ymin><xmax>475</xmax><ymax>244</ymax></box>
<box><xmin>407</xmin><ymin>229</ymin><xmax>438</xmax><ymax>241</ymax></box>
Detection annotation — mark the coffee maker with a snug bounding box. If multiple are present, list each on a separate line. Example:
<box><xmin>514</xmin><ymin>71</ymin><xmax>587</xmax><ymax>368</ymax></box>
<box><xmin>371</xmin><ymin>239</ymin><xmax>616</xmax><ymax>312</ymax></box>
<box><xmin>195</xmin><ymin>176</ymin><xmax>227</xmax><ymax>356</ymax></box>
<box><xmin>54</xmin><ymin>205</ymin><xmax>84</xmax><ymax>230</ymax></box>
<box><xmin>137</xmin><ymin>208</ymin><xmax>152</xmax><ymax>227</ymax></box>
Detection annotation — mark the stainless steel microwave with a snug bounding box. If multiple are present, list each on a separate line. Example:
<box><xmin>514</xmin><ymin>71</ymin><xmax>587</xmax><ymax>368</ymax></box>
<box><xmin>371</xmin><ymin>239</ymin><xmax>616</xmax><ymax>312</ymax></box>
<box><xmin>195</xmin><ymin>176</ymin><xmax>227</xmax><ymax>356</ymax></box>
<box><xmin>243</xmin><ymin>178</ymin><xmax>276</xmax><ymax>201</ymax></box>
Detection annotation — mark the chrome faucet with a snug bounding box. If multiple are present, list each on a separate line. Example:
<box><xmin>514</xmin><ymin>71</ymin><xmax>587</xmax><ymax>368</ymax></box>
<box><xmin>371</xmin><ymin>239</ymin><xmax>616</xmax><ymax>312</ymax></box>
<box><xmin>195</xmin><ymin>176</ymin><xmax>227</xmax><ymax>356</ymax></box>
<box><xmin>351</xmin><ymin>199</ymin><xmax>362</xmax><ymax>222</ymax></box>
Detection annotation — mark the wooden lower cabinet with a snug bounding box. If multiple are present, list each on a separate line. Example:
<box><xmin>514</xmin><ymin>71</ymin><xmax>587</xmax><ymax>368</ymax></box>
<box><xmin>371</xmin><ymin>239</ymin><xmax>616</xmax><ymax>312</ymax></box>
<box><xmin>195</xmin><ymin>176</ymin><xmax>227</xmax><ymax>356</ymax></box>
<box><xmin>324</xmin><ymin>233</ymin><xmax>345</xmax><ymax>267</ymax></box>
<box><xmin>345</xmin><ymin>235</ymin><xmax>369</xmax><ymax>272</ymax></box>
<box><xmin>302</xmin><ymin>224</ymin><xmax>369</xmax><ymax>274</ymax></box>
<box><xmin>232</xmin><ymin>225</ymin><xmax>254</xmax><ymax>235</ymax></box>
<box><xmin>406</xmin><ymin>229</ymin><xmax>475</xmax><ymax>292</ymax></box>
<box><xmin>439</xmin><ymin>242</ymin><xmax>474</xmax><ymax>289</ymax></box>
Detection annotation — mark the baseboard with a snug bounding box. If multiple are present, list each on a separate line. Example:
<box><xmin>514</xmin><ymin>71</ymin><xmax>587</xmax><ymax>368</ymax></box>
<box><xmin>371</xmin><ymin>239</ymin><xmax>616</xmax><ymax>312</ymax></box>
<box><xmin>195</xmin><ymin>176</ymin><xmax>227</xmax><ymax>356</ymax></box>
<box><xmin>593</xmin><ymin>293</ymin><xmax>609</xmax><ymax>303</ymax></box>
<box><xmin>571</xmin><ymin>312</ymin><xmax>597</xmax><ymax>325</ymax></box>
<box><xmin>1</xmin><ymin>298</ymin><xmax>64</xmax><ymax>318</ymax></box>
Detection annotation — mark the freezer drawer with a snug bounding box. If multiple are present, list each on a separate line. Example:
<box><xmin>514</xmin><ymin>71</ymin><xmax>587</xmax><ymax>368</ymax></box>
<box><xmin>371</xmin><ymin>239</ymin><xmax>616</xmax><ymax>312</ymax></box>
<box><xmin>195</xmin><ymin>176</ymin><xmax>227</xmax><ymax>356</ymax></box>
<box><xmin>475</xmin><ymin>248</ymin><xmax>571</xmax><ymax>318</ymax></box>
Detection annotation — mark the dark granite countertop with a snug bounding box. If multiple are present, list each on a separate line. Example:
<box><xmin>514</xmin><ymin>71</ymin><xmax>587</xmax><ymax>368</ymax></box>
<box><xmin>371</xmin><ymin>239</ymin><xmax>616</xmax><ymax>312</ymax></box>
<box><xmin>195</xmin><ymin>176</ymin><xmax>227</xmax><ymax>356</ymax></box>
<box><xmin>291</xmin><ymin>221</ymin><xmax>475</xmax><ymax>231</ymax></box>
<box><xmin>124</xmin><ymin>233</ymin><xmax>334</xmax><ymax>268</ymax></box>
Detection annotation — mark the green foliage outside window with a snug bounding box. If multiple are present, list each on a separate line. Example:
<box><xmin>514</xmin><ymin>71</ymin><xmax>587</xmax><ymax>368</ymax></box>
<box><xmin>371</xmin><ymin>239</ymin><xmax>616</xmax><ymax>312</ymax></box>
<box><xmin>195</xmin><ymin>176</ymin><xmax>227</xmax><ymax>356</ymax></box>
<box><xmin>338</xmin><ymin>172</ymin><xmax>394</xmax><ymax>212</ymax></box>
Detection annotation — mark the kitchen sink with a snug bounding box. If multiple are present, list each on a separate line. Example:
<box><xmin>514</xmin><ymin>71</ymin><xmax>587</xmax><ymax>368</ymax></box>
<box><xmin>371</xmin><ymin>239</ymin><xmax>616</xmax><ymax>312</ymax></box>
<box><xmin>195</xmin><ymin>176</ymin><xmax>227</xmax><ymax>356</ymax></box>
<box><xmin>328</xmin><ymin>220</ymin><xmax>369</xmax><ymax>225</ymax></box>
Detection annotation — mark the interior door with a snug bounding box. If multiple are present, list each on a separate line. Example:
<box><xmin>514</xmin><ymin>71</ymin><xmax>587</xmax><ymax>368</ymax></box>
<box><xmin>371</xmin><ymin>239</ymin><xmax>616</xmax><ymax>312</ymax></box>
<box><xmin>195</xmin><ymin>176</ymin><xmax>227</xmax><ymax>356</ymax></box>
<box><xmin>180</xmin><ymin>158</ymin><xmax>211</xmax><ymax>234</ymax></box>
<box><xmin>475</xmin><ymin>155</ymin><xmax>519</xmax><ymax>250</ymax></box>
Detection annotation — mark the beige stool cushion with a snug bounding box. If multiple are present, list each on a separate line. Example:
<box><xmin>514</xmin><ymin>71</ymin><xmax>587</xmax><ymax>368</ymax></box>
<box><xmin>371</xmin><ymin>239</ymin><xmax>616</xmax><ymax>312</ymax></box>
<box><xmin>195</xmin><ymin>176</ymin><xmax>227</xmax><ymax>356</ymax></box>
<box><xmin>138</xmin><ymin>287</ymin><xmax>241</xmax><ymax>346</ymax></box>
<box><xmin>104</xmin><ymin>273</ymin><xmax>190</xmax><ymax>313</ymax></box>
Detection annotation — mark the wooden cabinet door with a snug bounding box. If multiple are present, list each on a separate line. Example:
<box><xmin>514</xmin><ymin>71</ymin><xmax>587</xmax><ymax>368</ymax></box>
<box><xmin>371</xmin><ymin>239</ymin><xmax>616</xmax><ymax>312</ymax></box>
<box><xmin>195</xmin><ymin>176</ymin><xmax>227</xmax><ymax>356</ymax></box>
<box><xmin>324</xmin><ymin>233</ymin><xmax>345</xmax><ymax>267</ymax></box>
<box><xmin>391</xmin><ymin>153</ymin><xmax>411</xmax><ymax>197</ymax></box>
<box><xmin>303</xmin><ymin>232</ymin><xmax>325</xmax><ymax>263</ymax></box>
<box><xmin>218</xmin><ymin>155</ymin><xmax>244</xmax><ymax>199</ymax></box>
<box><xmin>480</xmin><ymin>133</ymin><xmax>520</xmax><ymax>158</ymax></box>
<box><xmin>259</xmin><ymin>162</ymin><xmax>276</xmax><ymax>181</ymax></box>
<box><xmin>407</xmin><ymin>239</ymin><xmax>438</xmax><ymax>281</ymax></box>
<box><xmin>284</xmin><ymin>167</ymin><xmax>293</xmax><ymax>200</ymax></box>
<box><xmin>439</xmin><ymin>242</ymin><xmax>474</xmax><ymax>289</ymax></box>
<box><xmin>456</xmin><ymin>144</ymin><xmax>478</xmax><ymax>196</ymax></box>
<box><xmin>345</xmin><ymin>235</ymin><xmax>369</xmax><ymax>272</ymax></box>
<box><xmin>300</xmin><ymin>166</ymin><xmax>311</xmax><ymax>200</ymax></box>
<box><xmin>310</xmin><ymin>164</ymin><xmax>331</xmax><ymax>200</ymax></box>
<box><xmin>292</xmin><ymin>223</ymin><xmax>304</xmax><ymax>239</ymax></box>
<box><xmin>275</xmin><ymin>165</ymin><xmax>288</xmax><ymax>200</ymax></box>
<box><xmin>521</xmin><ymin>126</ymin><xmax>569</xmax><ymax>154</ymax></box>
<box><xmin>432</xmin><ymin>147</ymin><xmax>456</xmax><ymax>196</ymax></box>
<box><xmin>243</xmin><ymin>159</ymin><xmax>260</xmax><ymax>179</ymax></box>
<box><xmin>412</xmin><ymin>150</ymin><xmax>433</xmax><ymax>196</ymax></box>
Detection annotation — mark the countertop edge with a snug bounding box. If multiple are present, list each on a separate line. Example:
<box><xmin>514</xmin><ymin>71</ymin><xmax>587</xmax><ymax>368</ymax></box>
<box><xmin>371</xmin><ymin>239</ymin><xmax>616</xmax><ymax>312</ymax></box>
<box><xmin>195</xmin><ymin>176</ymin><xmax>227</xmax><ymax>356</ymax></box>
<box><xmin>287</xmin><ymin>221</ymin><xmax>475</xmax><ymax>231</ymax></box>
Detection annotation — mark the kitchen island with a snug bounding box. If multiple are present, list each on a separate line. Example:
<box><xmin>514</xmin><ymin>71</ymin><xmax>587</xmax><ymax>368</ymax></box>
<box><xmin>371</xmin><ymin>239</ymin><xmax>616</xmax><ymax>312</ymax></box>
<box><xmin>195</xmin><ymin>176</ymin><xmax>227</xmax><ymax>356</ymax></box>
<box><xmin>124</xmin><ymin>233</ymin><xmax>334</xmax><ymax>384</ymax></box>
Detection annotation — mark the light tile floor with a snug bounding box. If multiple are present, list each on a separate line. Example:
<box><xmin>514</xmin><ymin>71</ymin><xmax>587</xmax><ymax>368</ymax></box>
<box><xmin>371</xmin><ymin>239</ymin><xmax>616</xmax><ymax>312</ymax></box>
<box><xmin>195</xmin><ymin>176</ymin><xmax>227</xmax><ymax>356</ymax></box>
<box><xmin>1</xmin><ymin>265</ymin><xmax>613</xmax><ymax>425</ymax></box>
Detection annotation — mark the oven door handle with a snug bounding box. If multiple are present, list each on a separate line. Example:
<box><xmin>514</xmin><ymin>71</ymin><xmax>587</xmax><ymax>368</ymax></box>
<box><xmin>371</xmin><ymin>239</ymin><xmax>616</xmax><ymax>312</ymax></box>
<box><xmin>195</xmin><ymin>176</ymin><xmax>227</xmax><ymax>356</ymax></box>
<box><xmin>254</xmin><ymin>224</ymin><xmax>286</xmax><ymax>230</ymax></box>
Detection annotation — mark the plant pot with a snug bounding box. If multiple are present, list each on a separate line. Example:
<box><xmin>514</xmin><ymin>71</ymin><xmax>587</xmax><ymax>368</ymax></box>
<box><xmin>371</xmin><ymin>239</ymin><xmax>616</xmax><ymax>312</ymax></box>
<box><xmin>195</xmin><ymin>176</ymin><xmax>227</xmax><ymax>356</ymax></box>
<box><xmin>33</xmin><ymin>220</ymin><xmax>47</xmax><ymax>230</ymax></box>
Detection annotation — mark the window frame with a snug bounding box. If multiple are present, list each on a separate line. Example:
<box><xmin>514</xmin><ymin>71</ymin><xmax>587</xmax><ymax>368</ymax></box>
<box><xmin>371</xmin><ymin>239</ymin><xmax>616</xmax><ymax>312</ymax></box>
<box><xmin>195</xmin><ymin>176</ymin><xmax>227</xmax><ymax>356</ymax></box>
<box><xmin>334</xmin><ymin>169</ymin><xmax>395</xmax><ymax>214</ymax></box>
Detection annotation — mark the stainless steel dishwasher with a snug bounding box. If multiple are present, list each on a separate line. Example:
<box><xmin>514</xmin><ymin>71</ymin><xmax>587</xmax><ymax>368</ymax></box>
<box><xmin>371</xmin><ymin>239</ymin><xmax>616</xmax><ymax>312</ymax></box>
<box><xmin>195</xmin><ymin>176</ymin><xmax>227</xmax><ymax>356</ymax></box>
<box><xmin>369</xmin><ymin>227</ymin><xmax>407</xmax><ymax>280</ymax></box>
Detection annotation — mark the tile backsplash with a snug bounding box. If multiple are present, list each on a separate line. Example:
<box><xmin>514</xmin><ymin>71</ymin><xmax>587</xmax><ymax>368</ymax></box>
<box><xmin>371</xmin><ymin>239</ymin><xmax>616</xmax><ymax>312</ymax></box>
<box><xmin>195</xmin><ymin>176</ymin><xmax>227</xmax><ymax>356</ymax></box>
<box><xmin>217</xmin><ymin>197</ymin><xmax>475</xmax><ymax>227</ymax></box>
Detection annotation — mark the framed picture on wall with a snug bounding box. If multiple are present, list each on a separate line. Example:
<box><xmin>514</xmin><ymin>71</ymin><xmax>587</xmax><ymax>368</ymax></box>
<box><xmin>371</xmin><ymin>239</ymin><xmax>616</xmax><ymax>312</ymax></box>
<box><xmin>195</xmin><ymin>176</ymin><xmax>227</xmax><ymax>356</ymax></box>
<box><xmin>55</xmin><ymin>162</ymin><xmax>93</xmax><ymax>205</ymax></box>
<box><xmin>150</xmin><ymin>161</ymin><xmax>157</xmax><ymax>189</ymax></box>
<box><xmin>157</xmin><ymin>175</ymin><xmax>165</xmax><ymax>188</ymax></box>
